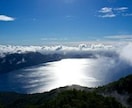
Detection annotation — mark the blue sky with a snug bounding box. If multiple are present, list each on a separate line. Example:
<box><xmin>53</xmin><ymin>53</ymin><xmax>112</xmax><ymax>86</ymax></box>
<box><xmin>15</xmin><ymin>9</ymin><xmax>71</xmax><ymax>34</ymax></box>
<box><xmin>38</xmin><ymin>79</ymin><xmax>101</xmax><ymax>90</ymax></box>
<box><xmin>0</xmin><ymin>0</ymin><xmax>132</xmax><ymax>45</ymax></box>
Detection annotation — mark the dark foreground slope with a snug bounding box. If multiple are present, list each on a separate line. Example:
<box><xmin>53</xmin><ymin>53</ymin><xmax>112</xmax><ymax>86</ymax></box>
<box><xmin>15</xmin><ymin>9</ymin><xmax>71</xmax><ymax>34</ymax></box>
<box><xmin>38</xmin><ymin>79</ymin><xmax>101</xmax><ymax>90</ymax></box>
<box><xmin>0</xmin><ymin>90</ymin><xmax>124</xmax><ymax>108</ymax></box>
<box><xmin>0</xmin><ymin>75</ymin><xmax>132</xmax><ymax>108</ymax></box>
<box><xmin>96</xmin><ymin>74</ymin><xmax>132</xmax><ymax>108</ymax></box>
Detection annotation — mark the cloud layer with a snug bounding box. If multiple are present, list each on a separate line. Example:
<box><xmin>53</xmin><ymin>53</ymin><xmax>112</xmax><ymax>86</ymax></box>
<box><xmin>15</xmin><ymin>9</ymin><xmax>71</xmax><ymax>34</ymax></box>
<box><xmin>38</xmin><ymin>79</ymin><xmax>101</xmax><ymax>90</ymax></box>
<box><xmin>0</xmin><ymin>15</ymin><xmax>15</xmax><ymax>21</ymax></box>
<box><xmin>0</xmin><ymin>43</ymin><xmax>115</xmax><ymax>57</ymax></box>
<box><xmin>119</xmin><ymin>43</ymin><xmax>132</xmax><ymax>65</ymax></box>
<box><xmin>1</xmin><ymin>42</ymin><xmax>132</xmax><ymax>67</ymax></box>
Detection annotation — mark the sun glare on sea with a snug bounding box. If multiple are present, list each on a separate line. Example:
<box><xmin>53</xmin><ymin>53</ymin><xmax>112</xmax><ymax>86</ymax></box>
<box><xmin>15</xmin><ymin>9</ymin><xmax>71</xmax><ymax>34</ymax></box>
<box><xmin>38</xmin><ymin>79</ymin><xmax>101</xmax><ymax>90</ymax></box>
<box><xmin>48</xmin><ymin>59</ymin><xmax>91</xmax><ymax>88</ymax></box>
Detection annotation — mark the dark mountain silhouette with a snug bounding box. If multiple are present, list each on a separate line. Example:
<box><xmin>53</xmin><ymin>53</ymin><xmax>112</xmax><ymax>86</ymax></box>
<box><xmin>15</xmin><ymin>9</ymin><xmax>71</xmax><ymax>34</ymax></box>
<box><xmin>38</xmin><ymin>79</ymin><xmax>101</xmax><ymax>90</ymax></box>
<box><xmin>0</xmin><ymin>52</ymin><xmax>62</xmax><ymax>73</ymax></box>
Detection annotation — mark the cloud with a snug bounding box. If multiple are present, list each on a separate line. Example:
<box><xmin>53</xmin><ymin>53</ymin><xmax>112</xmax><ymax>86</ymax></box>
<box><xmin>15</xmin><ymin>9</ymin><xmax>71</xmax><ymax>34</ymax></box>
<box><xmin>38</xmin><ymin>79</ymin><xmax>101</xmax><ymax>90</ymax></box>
<box><xmin>114</xmin><ymin>7</ymin><xmax>128</xmax><ymax>12</ymax></box>
<box><xmin>119</xmin><ymin>43</ymin><xmax>132</xmax><ymax>65</ymax></box>
<box><xmin>0</xmin><ymin>15</ymin><xmax>15</xmax><ymax>21</ymax></box>
<box><xmin>98</xmin><ymin>7</ymin><xmax>112</xmax><ymax>13</ymax></box>
<box><xmin>0</xmin><ymin>43</ymin><xmax>116</xmax><ymax>57</ymax></box>
<box><xmin>98</xmin><ymin>13</ymin><xmax>116</xmax><ymax>18</ymax></box>
<box><xmin>98</xmin><ymin>7</ymin><xmax>116</xmax><ymax>18</ymax></box>
<box><xmin>98</xmin><ymin>7</ymin><xmax>130</xmax><ymax>18</ymax></box>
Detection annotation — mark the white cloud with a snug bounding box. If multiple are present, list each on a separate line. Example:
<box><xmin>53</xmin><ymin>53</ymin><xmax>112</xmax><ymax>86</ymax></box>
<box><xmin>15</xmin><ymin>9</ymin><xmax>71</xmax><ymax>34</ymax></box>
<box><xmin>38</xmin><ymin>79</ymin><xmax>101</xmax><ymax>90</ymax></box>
<box><xmin>98</xmin><ymin>7</ymin><xmax>130</xmax><ymax>18</ymax></box>
<box><xmin>98</xmin><ymin>7</ymin><xmax>112</xmax><ymax>13</ymax></box>
<box><xmin>114</xmin><ymin>7</ymin><xmax>128</xmax><ymax>11</ymax></box>
<box><xmin>119</xmin><ymin>43</ymin><xmax>132</xmax><ymax>65</ymax></box>
<box><xmin>0</xmin><ymin>15</ymin><xmax>15</xmax><ymax>21</ymax></box>
<box><xmin>98</xmin><ymin>7</ymin><xmax>115</xmax><ymax>18</ymax></box>
<box><xmin>0</xmin><ymin>43</ymin><xmax>116</xmax><ymax>57</ymax></box>
<box><xmin>99</xmin><ymin>13</ymin><xmax>116</xmax><ymax>18</ymax></box>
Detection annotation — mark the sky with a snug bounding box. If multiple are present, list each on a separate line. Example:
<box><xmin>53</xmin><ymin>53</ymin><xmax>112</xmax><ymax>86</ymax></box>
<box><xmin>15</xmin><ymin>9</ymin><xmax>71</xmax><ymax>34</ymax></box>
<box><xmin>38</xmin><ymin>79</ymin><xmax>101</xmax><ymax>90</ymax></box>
<box><xmin>0</xmin><ymin>0</ymin><xmax>132</xmax><ymax>45</ymax></box>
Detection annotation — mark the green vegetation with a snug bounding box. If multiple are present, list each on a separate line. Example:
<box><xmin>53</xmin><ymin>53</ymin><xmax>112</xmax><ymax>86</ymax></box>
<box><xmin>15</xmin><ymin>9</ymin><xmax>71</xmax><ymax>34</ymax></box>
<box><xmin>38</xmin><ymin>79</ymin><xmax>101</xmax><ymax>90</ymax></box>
<box><xmin>0</xmin><ymin>90</ymin><xmax>125</xmax><ymax>108</ymax></box>
<box><xmin>96</xmin><ymin>75</ymin><xmax>132</xmax><ymax>108</ymax></box>
<box><xmin>97</xmin><ymin>75</ymin><xmax>132</xmax><ymax>94</ymax></box>
<box><xmin>0</xmin><ymin>104</ymin><xmax>4</xmax><ymax>108</ymax></box>
<box><xmin>41</xmin><ymin>90</ymin><xmax>125</xmax><ymax>108</ymax></box>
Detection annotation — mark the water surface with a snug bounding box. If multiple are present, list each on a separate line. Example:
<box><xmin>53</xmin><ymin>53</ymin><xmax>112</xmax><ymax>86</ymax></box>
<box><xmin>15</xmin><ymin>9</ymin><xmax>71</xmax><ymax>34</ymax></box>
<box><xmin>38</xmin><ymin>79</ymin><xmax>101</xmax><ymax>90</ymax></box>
<box><xmin>0</xmin><ymin>58</ymin><xmax>131</xmax><ymax>93</ymax></box>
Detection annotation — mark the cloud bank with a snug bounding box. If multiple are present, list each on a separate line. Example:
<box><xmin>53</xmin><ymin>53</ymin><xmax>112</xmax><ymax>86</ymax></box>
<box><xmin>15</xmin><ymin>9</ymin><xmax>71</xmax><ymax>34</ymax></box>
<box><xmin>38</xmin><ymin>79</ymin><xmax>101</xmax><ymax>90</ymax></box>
<box><xmin>1</xmin><ymin>42</ymin><xmax>132</xmax><ymax>67</ymax></box>
<box><xmin>0</xmin><ymin>43</ymin><xmax>115</xmax><ymax>57</ymax></box>
<box><xmin>119</xmin><ymin>43</ymin><xmax>132</xmax><ymax>65</ymax></box>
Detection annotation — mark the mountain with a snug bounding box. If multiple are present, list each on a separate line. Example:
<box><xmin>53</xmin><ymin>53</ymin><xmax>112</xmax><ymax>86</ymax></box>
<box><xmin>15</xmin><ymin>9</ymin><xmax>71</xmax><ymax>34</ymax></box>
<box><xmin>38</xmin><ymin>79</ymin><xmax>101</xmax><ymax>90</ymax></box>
<box><xmin>0</xmin><ymin>74</ymin><xmax>131</xmax><ymax>108</ymax></box>
<box><xmin>0</xmin><ymin>52</ymin><xmax>62</xmax><ymax>73</ymax></box>
<box><xmin>0</xmin><ymin>88</ymin><xmax>125</xmax><ymax>108</ymax></box>
<box><xmin>96</xmin><ymin>75</ymin><xmax>132</xmax><ymax>108</ymax></box>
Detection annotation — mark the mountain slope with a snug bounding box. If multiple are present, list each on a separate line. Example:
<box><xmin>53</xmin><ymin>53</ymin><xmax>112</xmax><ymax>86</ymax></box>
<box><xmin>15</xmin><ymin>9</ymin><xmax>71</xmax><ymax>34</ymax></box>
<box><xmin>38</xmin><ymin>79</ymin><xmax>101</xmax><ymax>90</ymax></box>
<box><xmin>0</xmin><ymin>90</ymin><xmax>125</xmax><ymax>108</ymax></box>
<box><xmin>0</xmin><ymin>52</ymin><xmax>62</xmax><ymax>73</ymax></box>
<box><xmin>96</xmin><ymin>75</ymin><xmax>132</xmax><ymax>108</ymax></box>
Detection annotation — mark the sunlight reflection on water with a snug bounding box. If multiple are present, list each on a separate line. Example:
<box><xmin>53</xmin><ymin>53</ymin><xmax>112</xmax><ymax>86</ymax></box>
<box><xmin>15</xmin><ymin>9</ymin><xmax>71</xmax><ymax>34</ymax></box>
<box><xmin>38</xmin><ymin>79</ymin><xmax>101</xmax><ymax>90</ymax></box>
<box><xmin>0</xmin><ymin>58</ymin><xmax>132</xmax><ymax>93</ymax></box>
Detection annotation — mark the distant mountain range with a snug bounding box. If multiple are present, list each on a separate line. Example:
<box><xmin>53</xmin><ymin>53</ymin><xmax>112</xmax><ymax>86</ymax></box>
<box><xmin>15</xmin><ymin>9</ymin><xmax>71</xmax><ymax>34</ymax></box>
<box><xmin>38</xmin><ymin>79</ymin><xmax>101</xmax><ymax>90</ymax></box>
<box><xmin>0</xmin><ymin>52</ymin><xmax>63</xmax><ymax>73</ymax></box>
<box><xmin>0</xmin><ymin>74</ymin><xmax>131</xmax><ymax>108</ymax></box>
